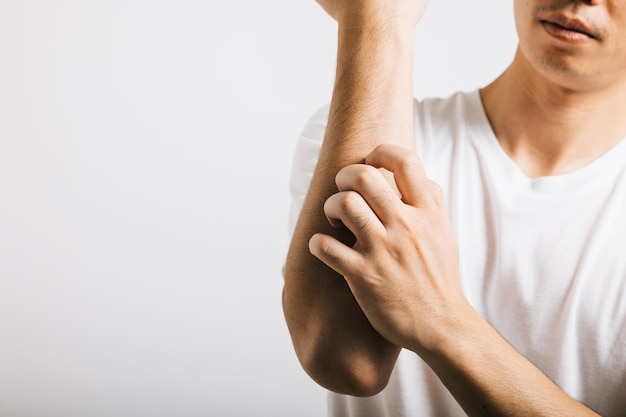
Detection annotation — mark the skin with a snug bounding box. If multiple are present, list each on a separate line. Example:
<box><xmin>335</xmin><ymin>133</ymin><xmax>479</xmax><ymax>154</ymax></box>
<box><xmin>484</xmin><ymin>0</ymin><xmax>626</xmax><ymax>178</ymax></box>
<box><xmin>283</xmin><ymin>0</ymin><xmax>419</xmax><ymax>396</ymax></box>
<box><xmin>284</xmin><ymin>0</ymin><xmax>626</xmax><ymax>414</ymax></box>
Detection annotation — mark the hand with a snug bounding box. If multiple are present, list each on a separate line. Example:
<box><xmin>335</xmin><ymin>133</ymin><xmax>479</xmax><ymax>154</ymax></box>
<box><xmin>309</xmin><ymin>144</ymin><xmax>470</xmax><ymax>354</ymax></box>
<box><xmin>315</xmin><ymin>0</ymin><xmax>428</xmax><ymax>30</ymax></box>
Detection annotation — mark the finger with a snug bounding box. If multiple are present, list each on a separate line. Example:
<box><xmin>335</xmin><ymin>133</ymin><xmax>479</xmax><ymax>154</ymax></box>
<box><xmin>335</xmin><ymin>164</ymin><xmax>402</xmax><ymax>224</ymax></box>
<box><xmin>309</xmin><ymin>233</ymin><xmax>363</xmax><ymax>279</ymax></box>
<box><xmin>427</xmin><ymin>180</ymin><xmax>447</xmax><ymax>212</ymax></box>
<box><xmin>365</xmin><ymin>144</ymin><xmax>435</xmax><ymax>208</ymax></box>
<box><xmin>324</xmin><ymin>191</ymin><xmax>385</xmax><ymax>245</ymax></box>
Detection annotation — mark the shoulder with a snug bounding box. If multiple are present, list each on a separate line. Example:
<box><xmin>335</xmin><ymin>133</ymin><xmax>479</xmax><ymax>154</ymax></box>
<box><xmin>300</xmin><ymin>105</ymin><xmax>330</xmax><ymax>143</ymax></box>
<box><xmin>414</xmin><ymin>90</ymin><xmax>482</xmax><ymax>132</ymax></box>
<box><xmin>290</xmin><ymin>104</ymin><xmax>329</xmax><ymax>192</ymax></box>
<box><xmin>287</xmin><ymin>104</ymin><xmax>330</xmax><ymax>234</ymax></box>
<box><xmin>413</xmin><ymin>90</ymin><xmax>484</xmax><ymax>159</ymax></box>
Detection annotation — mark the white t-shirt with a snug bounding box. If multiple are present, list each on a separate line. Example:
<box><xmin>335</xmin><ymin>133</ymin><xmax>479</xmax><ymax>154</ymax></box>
<box><xmin>288</xmin><ymin>90</ymin><xmax>626</xmax><ymax>417</ymax></box>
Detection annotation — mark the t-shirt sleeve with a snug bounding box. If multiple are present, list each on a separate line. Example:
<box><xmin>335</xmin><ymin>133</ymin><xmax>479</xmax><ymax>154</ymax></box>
<box><xmin>412</xmin><ymin>97</ymin><xmax>435</xmax><ymax>170</ymax></box>
<box><xmin>287</xmin><ymin>105</ymin><xmax>330</xmax><ymax>237</ymax></box>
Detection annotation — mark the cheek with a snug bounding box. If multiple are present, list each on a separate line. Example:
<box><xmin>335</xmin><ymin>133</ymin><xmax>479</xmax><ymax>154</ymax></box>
<box><xmin>606</xmin><ymin>42</ymin><xmax>626</xmax><ymax>76</ymax></box>
<box><xmin>513</xmin><ymin>1</ymin><xmax>526</xmax><ymax>37</ymax></box>
<box><xmin>607</xmin><ymin>1</ymin><xmax>626</xmax><ymax>17</ymax></box>
<box><xmin>513</xmin><ymin>0</ymin><xmax>536</xmax><ymax>47</ymax></box>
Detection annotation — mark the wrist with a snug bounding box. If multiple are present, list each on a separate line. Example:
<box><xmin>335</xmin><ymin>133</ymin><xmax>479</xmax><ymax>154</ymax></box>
<box><xmin>410</xmin><ymin>301</ymin><xmax>489</xmax><ymax>361</ymax></box>
<box><xmin>337</xmin><ymin>19</ymin><xmax>415</xmax><ymax>50</ymax></box>
<box><xmin>333</xmin><ymin>1</ymin><xmax>422</xmax><ymax>36</ymax></box>
<box><xmin>335</xmin><ymin>20</ymin><xmax>415</xmax><ymax>89</ymax></box>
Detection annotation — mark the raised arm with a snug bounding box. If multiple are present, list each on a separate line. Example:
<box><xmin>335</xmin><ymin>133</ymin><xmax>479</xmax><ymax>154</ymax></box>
<box><xmin>282</xmin><ymin>0</ymin><xmax>427</xmax><ymax>396</ymax></box>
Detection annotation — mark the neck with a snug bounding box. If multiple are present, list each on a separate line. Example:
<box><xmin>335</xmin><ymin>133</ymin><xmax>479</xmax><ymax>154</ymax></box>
<box><xmin>480</xmin><ymin>47</ymin><xmax>626</xmax><ymax>178</ymax></box>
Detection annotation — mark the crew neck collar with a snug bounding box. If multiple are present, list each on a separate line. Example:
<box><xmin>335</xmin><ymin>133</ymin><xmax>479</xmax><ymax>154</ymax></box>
<box><xmin>464</xmin><ymin>89</ymin><xmax>626</xmax><ymax>193</ymax></box>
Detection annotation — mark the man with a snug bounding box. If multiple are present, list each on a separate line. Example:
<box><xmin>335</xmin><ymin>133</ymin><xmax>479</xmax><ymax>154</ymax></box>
<box><xmin>283</xmin><ymin>0</ymin><xmax>626</xmax><ymax>415</ymax></box>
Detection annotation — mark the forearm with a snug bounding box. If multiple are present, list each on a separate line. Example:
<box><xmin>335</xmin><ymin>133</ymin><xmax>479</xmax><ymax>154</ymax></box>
<box><xmin>327</xmin><ymin>24</ymin><xmax>415</xmax><ymax>156</ymax></box>
<box><xmin>420</xmin><ymin>308</ymin><xmax>600</xmax><ymax>416</ymax></box>
<box><xmin>283</xmin><ymin>24</ymin><xmax>414</xmax><ymax>395</ymax></box>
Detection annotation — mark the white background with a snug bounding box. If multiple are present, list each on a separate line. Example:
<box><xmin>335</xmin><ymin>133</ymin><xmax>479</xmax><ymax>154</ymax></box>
<box><xmin>0</xmin><ymin>1</ymin><xmax>516</xmax><ymax>416</ymax></box>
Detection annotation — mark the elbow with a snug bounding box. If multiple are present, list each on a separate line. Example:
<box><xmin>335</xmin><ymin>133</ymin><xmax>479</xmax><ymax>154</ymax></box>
<box><xmin>298</xmin><ymin>341</ymin><xmax>395</xmax><ymax>397</ymax></box>
<box><xmin>282</xmin><ymin>265</ymin><xmax>398</xmax><ymax>397</ymax></box>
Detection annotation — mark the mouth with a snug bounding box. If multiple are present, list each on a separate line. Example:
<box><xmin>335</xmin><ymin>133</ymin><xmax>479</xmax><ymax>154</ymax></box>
<box><xmin>540</xmin><ymin>15</ymin><xmax>600</xmax><ymax>42</ymax></box>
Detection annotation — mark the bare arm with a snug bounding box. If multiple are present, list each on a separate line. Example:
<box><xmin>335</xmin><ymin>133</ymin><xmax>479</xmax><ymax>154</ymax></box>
<box><xmin>311</xmin><ymin>142</ymin><xmax>601</xmax><ymax>416</ymax></box>
<box><xmin>284</xmin><ymin>1</ymin><xmax>601</xmax><ymax>414</ymax></box>
<box><xmin>282</xmin><ymin>0</ymin><xmax>426</xmax><ymax>396</ymax></box>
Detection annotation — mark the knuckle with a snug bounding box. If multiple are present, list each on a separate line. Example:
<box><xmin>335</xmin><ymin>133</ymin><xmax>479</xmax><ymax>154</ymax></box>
<box><xmin>316</xmin><ymin>236</ymin><xmax>335</xmax><ymax>257</ymax></box>
<box><xmin>337</xmin><ymin>192</ymin><xmax>374</xmax><ymax>233</ymax></box>
<box><xmin>428</xmin><ymin>180</ymin><xmax>443</xmax><ymax>195</ymax></box>
<box><xmin>397</xmin><ymin>152</ymin><xmax>423</xmax><ymax>173</ymax></box>
<box><xmin>352</xmin><ymin>214</ymin><xmax>371</xmax><ymax>234</ymax></box>
<box><xmin>353</xmin><ymin>165</ymin><xmax>379</xmax><ymax>189</ymax></box>
<box><xmin>427</xmin><ymin>181</ymin><xmax>446</xmax><ymax>204</ymax></box>
<box><xmin>338</xmin><ymin>191</ymin><xmax>364</xmax><ymax>213</ymax></box>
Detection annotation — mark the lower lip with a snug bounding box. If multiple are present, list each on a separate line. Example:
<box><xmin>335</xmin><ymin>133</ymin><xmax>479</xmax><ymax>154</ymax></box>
<box><xmin>541</xmin><ymin>21</ymin><xmax>593</xmax><ymax>43</ymax></box>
